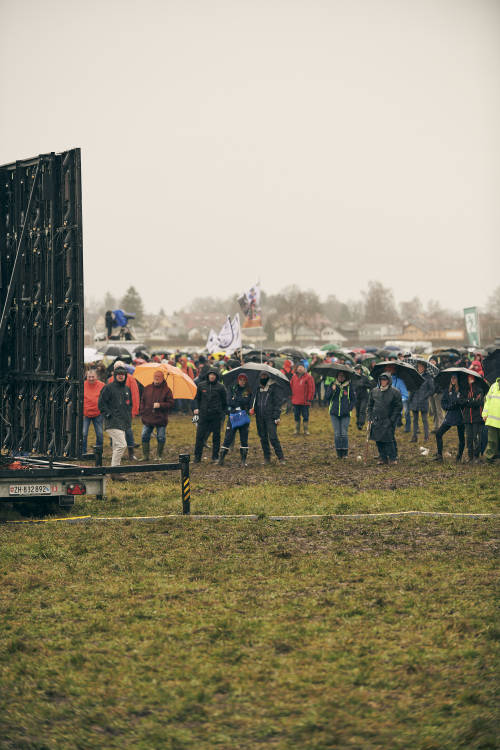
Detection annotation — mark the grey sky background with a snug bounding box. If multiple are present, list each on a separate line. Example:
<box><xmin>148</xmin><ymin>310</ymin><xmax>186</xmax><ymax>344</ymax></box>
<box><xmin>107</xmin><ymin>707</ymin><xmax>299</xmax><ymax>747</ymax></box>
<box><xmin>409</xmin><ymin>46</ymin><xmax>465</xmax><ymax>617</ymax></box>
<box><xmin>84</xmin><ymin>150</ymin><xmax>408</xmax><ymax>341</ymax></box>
<box><xmin>1</xmin><ymin>0</ymin><xmax>499</xmax><ymax>314</ymax></box>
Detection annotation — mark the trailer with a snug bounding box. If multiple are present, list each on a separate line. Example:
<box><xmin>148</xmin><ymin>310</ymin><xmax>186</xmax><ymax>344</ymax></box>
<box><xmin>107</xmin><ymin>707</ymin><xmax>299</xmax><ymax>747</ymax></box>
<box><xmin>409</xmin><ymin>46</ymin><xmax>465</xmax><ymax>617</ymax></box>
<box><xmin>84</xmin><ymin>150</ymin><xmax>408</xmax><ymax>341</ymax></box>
<box><xmin>0</xmin><ymin>148</ymin><xmax>191</xmax><ymax>513</ymax></box>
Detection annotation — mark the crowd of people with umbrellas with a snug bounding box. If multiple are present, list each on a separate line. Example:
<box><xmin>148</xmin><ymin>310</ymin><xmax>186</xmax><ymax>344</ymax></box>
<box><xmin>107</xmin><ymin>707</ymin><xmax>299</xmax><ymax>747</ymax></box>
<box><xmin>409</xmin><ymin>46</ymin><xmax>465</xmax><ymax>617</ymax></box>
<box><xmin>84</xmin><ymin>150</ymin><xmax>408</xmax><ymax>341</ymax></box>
<box><xmin>83</xmin><ymin>343</ymin><xmax>500</xmax><ymax>477</ymax></box>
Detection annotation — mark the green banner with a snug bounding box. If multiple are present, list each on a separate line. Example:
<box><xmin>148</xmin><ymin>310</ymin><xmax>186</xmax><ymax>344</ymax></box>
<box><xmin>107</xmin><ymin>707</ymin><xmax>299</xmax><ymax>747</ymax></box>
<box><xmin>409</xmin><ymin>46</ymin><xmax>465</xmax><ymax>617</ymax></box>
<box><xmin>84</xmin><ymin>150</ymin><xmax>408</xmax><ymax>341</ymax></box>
<box><xmin>464</xmin><ymin>307</ymin><xmax>480</xmax><ymax>347</ymax></box>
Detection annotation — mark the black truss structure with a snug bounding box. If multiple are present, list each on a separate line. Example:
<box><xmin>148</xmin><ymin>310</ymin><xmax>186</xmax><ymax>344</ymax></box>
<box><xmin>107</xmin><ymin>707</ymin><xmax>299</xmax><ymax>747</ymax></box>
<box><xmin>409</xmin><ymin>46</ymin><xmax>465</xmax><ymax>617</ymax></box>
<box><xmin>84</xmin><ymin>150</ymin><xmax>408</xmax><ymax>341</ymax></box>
<box><xmin>0</xmin><ymin>149</ymin><xmax>84</xmax><ymax>458</ymax></box>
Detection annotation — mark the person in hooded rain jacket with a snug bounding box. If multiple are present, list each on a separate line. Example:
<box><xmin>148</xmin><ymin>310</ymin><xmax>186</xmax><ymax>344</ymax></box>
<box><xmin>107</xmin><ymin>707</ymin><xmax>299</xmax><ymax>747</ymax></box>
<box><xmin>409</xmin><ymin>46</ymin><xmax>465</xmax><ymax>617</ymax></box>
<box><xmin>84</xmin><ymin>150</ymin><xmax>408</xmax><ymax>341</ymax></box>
<box><xmin>482</xmin><ymin>377</ymin><xmax>500</xmax><ymax>463</ymax></box>
<box><xmin>324</xmin><ymin>371</ymin><xmax>356</xmax><ymax>458</ymax></box>
<box><xmin>409</xmin><ymin>363</ymin><xmax>434</xmax><ymax>442</ymax></box>
<box><xmin>250</xmin><ymin>372</ymin><xmax>285</xmax><ymax>463</ymax></box>
<box><xmin>432</xmin><ymin>374</ymin><xmax>464</xmax><ymax>462</ymax></box>
<box><xmin>193</xmin><ymin>368</ymin><xmax>227</xmax><ymax>463</ymax></box>
<box><xmin>384</xmin><ymin>363</ymin><xmax>411</xmax><ymax>433</ymax></box>
<box><xmin>218</xmin><ymin>373</ymin><xmax>252</xmax><ymax>467</ymax></box>
<box><xmin>290</xmin><ymin>364</ymin><xmax>315</xmax><ymax>435</ymax></box>
<box><xmin>367</xmin><ymin>372</ymin><xmax>403</xmax><ymax>465</ymax></box>
<box><xmin>459</xmin><ymin>374</ymin><xmax>484</xmax><ymax>463</ymax></box>
<box><xmin>98</xmin><ymin>362</ymin><xmax>133</xmax><ymax>477</ymax></box>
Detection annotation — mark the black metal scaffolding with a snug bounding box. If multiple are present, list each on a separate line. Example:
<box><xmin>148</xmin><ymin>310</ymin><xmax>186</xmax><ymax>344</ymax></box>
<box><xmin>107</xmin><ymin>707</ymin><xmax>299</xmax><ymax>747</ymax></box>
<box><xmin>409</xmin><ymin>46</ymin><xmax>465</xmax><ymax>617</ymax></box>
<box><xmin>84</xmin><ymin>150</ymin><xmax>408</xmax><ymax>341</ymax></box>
<box><xmin>0</xmin><ymin>149</ymin><xmax>84</xmax><ymax>458</ymax></box>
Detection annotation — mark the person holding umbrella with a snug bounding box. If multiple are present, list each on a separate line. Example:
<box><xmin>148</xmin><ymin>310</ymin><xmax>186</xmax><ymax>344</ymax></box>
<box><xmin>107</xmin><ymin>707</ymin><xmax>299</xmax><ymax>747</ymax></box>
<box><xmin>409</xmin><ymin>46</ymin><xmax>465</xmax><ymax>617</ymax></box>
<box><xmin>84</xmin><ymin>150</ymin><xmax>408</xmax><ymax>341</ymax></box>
<box><xmin>139</xmin><ymin>369</ymin><xmax>174</xmax><ymax>461</ymax></box>
<box><xmin>367</xmin><ymin>372</ymin><xmax>403</xmax><ymax>465</ymax></box>
<box><xmin>460</xmin><ymin>373</ymin><xmax>485</xmax><ymax>463</ymax></box>
<box><xmin>353</xmin><ymin>363</ymin><xmax>374</xmax><ymax>430</ymax></box>
<box><xmin>218</xmin><ymin>373</ymin><xmax>252</xmax><ymax>466</ymax></box>
<box><xmin>250</xmin><ymin>371</ymin><xmax>286</xmax><ymax>464</ymax></box>
<box><xmin>432</xmin><ymin>374</ymin><xmax>465</xmax><ymax>462</ymax></box>
<box><xmin>409</xmin><ymin>362</ymin><xmax>434</xmax><ymax>443</ymax></box>
<box><xmin>325</xmin><ymin>370</ymin><xmax>356</xmax><ymax>458</ymax></box>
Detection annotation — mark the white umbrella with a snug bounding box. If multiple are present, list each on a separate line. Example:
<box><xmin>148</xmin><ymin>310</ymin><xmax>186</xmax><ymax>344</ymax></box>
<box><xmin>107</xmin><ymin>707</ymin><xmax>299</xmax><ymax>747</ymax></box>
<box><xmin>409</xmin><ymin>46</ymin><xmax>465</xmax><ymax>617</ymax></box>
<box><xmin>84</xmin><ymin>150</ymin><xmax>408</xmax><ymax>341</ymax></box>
<box><xmin>84</xmin><ymin>347</ymin><xmax>104</xmax><ymax>364</ymax></box>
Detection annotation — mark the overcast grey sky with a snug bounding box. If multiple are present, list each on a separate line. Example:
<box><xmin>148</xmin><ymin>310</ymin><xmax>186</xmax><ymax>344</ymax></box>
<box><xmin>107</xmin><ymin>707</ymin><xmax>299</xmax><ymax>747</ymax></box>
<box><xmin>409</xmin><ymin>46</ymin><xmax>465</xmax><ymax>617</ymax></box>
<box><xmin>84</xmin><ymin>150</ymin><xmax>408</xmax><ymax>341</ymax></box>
<box><xmin>1</xmin><ymin>0</ymin><xmax>499</xmax><ymax>313</ymax></box>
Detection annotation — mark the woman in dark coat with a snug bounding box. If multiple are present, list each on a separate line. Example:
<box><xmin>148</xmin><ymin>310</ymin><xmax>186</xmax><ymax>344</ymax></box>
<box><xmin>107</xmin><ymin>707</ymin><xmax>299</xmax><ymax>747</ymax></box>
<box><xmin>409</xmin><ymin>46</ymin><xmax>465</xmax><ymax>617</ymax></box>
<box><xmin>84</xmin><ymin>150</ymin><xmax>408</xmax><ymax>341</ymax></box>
<box><xmin>459</xmin><ymin>374</ymin><xmax>484</xmax><ymax>463</ymax></box>
<box><xmin>218</xmin><ymin>373</ymin><xmax>252</xmax><ymax>467</ymax></box>
<box><xmin>432</xmin><ymin>374</ymin><xmax>464</xmax><ymax>462</ymax></box>
<box><xmin>409</xmin><ymin>362</ymin><xmax>434</xmax><ymax>442</ymax></box>
<box><xmin>367</xmin><ymin>372</ymin><xmax>403</xmax><ymax>465</ymax></box>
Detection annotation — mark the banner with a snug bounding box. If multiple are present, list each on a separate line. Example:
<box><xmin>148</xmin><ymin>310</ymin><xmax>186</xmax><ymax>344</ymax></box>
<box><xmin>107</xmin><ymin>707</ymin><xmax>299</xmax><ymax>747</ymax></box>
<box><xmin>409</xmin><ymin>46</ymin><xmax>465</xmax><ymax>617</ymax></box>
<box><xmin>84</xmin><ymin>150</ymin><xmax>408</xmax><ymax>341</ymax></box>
<box><xmin>205</xmin><ymin>315</ymin><xmax>242</xmax><ymax>355</ymax></box>
<box><xmin>206</xmin><ymin>329</ymin><xmax>219</xmax><ymax>354</ymax></box>
<box><xmin>238</xmin><ymin>283</ymin><xmax>262</xmax><ymax>329</ymax></box>
<box><xmin>464</xmin><ymin>307</ymin><xmax>480</xmax><ymax>347</ymax></box>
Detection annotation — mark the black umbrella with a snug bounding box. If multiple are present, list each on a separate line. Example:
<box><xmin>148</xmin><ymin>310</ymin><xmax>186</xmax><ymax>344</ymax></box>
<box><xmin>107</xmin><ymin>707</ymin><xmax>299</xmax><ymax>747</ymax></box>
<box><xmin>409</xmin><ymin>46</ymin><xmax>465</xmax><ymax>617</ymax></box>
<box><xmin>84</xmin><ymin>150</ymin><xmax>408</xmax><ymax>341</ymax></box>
<box><xmin>483</xmin><ymin>349</ymin><xmax>500</xmax><ymax>383</ymax></box>
<box><xmin>435</xmin><ymin>367</ymin><xmax>490</xmax><ymax>395</ymax></box>
<box><xmin>223</xmin><ymin>362</ymin><xmax>291</xmax><ymax>396</ymax></box>
<box><xmin>278</xmin><ymin>347</ymin><xmax>308</xmax><ymax>360</ymax></box>
<box><xmin>310</xmin><ymin>362</ymin><xmax>360</xmax><ymax>380</ymax></box>
<box><xmin>407</xmin><ymin>357</ymin><xmax>439</xmax><ymax>378</ymax></box>
<box><xmin>100</xmin><ymin>344</ymin><xmax>132</xmax><ymax>357</ymax></box>
<box><xmin>372</xmin><ymin>361</ymin><xmax>423</xmax><ymax>391</ymax></box>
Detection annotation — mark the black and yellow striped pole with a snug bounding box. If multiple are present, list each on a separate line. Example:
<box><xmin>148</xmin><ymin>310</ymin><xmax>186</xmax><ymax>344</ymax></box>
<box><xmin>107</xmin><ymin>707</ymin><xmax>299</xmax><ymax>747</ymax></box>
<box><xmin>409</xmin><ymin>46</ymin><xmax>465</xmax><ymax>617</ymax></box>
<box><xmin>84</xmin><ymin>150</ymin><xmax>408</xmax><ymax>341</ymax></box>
<box><xmin>179</xmin><ymin>454</ymin><xmax>191</xmax><ymax>514</ymax></box>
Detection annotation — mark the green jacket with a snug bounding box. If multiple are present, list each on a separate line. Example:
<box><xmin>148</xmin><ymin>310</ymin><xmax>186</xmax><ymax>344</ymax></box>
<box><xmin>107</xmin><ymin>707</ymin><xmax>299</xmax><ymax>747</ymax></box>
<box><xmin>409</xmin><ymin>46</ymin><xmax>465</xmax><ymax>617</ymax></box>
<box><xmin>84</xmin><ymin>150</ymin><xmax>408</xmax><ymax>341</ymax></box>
<box><xmin>482</xmin><ymin>378</ymin><xmax>500</xmax><ymax>428</ymax></box>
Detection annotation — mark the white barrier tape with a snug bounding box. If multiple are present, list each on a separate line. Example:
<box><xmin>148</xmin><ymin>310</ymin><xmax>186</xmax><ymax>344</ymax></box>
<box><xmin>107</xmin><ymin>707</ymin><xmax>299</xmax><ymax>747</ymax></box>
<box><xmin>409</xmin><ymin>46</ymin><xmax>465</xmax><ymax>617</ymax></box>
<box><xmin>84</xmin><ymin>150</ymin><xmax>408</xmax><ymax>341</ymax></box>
<box><xmin>3</xmin><ymin>511</ymin><xmax>498</xmax><ymax>525</ymax></box>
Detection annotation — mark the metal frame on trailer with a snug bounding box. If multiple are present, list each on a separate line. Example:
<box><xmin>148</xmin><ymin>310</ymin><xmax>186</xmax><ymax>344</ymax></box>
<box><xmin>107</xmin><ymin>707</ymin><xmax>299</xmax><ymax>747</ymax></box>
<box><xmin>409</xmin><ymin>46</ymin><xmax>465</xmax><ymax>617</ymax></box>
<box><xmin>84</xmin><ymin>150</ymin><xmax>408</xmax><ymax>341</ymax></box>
<box><xmin>0</xmin><ymin>149</ymin><xmax>84</xmax><ymax>458</ymax></box>
<box><xmin>0</xmin><ymin>454</ymin><xmax>192</xmax><ymax>514</ymax></box>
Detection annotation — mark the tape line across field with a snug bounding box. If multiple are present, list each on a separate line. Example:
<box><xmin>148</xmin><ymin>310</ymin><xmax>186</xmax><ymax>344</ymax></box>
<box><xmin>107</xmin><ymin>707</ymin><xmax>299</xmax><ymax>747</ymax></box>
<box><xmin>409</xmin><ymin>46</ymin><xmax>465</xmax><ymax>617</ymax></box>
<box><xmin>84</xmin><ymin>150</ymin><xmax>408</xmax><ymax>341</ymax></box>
<box><xmin>3</xmin><ymin>510</ymin><xmax>498</xmax><ymax>525</ymax></box>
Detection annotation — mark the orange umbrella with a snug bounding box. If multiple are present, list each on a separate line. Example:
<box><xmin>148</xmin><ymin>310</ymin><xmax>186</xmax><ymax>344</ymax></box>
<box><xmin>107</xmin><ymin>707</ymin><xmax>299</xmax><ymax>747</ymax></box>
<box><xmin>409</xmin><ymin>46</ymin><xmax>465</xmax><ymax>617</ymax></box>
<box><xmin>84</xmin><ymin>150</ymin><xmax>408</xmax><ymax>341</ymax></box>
<box><xmin>133</xmin><ymin>363</ymin><xmax>197</xmax><ymax>399</ymax></box>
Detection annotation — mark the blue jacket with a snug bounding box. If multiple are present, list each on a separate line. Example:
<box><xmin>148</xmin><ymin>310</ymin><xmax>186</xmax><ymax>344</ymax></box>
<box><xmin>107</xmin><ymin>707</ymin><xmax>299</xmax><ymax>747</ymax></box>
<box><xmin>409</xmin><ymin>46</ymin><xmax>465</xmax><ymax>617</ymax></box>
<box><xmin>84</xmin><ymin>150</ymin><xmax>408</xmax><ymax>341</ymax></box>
<box><xmin>409</xmin><ymin>374</ymin><xmax>434</xmax><ymax>412</ymax></box>
<box><xmin>391</xmin><ymin>375</ymin><xmax>409</xmax><ymax>402</ymax></box>
<box><xmin>327</xmin><ymin>381</ymin><xmax>356</xmax><ymax>418</ymax></box>
<box><xmin>441</xmin><ymin>388</ymin><xmax>463</xmax><ymax>426</ymax></box>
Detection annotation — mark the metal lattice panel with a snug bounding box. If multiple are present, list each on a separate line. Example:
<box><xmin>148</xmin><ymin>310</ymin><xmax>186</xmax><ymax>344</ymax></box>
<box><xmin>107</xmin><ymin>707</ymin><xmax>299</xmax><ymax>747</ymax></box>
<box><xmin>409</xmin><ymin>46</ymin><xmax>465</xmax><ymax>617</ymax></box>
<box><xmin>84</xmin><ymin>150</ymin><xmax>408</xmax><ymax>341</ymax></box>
<box><xmin>0</xmin><ymin>149</ymin><xmax>84</xmax><ymax>457</ymax></box>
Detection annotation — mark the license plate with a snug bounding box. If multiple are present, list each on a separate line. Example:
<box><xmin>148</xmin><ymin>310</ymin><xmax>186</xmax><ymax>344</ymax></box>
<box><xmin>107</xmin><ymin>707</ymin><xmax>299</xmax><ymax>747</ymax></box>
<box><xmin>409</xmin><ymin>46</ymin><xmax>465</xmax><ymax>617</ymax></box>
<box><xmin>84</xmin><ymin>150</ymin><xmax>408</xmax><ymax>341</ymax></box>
<box><xmin>9</xmin><ymin>484</ymin><xmax>52</xmax><ymax>496</ymax></box>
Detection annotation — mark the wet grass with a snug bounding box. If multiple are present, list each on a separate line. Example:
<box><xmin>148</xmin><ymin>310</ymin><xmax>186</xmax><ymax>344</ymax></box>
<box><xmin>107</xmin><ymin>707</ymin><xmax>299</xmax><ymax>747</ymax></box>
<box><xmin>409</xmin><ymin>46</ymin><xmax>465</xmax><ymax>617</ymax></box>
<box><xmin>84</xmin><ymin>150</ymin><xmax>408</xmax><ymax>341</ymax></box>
<box><xmin>0</xmin><ymin>412</ymin><xmax>498</xmax><ymax>748</ymax></box>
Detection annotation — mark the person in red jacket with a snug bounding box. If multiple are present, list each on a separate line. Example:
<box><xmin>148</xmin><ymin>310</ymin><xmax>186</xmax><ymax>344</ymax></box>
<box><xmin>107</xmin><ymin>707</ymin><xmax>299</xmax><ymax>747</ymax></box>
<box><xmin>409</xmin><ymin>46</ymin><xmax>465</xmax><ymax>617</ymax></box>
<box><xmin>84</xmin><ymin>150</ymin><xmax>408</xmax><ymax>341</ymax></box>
<box><xmin>290</xmin><ymin>364</ymin><xmax>315</xmax><ymax>435</ymax></box>
<box><xmin>83</xmin><ymin>369</ymin><xmax>105</xmax><ymax>453</ymax></box>
<box><xmin>107</xmin><ymin>362</ymin><xmax>140</xmax><ymax>460</ymax></box>
<box><xmin>139</xmin><ymin>370</ymin><xmax>175</xmax><ymax>460</ymax></box>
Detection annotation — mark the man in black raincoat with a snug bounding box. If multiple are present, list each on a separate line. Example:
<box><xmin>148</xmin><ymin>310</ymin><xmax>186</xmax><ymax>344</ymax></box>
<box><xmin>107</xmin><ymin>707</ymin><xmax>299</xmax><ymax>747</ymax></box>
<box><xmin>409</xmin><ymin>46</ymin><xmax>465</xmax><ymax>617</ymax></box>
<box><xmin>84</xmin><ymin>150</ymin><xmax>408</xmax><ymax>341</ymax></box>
<box><xmin>250</xmin><ymin>372</ymin><xmax>285</xmax><ymax>463</ymax></box>
<box><xmin>193</xmin><ymin>368</ymin><xmax>227</xmax><ymax>463</ymax></box>
<box><xmin>367</xmin><ymin>372</ymin><xmax>403</xmax><ymax>465</ymax></box>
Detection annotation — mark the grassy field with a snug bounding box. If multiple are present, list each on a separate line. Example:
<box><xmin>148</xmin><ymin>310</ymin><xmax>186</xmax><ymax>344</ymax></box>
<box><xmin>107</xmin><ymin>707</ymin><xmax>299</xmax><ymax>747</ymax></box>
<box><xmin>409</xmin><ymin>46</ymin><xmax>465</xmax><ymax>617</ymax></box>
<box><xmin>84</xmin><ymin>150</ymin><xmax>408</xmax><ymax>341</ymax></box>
<box><xmin>1</xmin><ymin>411</ymin><xmax>498</xmax><ymax>749</ymax></box>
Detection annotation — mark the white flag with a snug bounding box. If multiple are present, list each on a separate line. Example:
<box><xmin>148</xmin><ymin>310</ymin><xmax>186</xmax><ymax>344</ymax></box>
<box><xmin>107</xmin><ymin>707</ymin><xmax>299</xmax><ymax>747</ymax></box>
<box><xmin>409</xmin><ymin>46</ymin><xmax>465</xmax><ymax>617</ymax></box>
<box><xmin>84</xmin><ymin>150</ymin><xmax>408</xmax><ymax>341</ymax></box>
<box><xmin>228</xmin><ymin>314</ymin><xmax>242</xmax><ymax>354</ymax></box>
<box><xmin>217</xmin><ymin>317</ymin><xmax>234</xmax><ymax>350</ymax></box>
<box><xmin>206</xmin><ymin>328</ymin><xmax>219</xmax><ymax>354</ymax></box>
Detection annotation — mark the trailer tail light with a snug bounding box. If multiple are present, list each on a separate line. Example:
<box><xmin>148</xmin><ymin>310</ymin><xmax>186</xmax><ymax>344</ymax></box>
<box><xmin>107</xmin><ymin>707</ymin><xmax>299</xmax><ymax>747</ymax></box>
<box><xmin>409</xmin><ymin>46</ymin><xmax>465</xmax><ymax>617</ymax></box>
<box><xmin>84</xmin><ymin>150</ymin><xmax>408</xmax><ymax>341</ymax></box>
<box><xmin>66</xmin><ymin>483</ymin><xmax>86</xmax><ymax>496</ymax></box>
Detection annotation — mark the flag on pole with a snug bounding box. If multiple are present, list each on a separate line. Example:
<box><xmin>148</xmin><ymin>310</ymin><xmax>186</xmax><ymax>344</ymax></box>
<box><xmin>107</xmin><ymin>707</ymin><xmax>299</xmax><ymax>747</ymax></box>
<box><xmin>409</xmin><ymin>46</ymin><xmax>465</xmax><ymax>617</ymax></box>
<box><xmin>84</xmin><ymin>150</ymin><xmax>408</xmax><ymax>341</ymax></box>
<box><xmin>464</xmin><ymin>307</ymin><xmax>480</xmax><ymax>347</ymax></box>
<box><xmin>238</xmin><ymin>283</ymin><xmax>262</xmax><ymax>328</ymax></box>
<box><xmin>205</xmin><ymin>315</ymin><xmax>242</xmax><ymax>354</ymax></box>
<box><xmin>206</xmin><ymin>329</ymin><xmax>219</xmax><ymax>354</ymax></box>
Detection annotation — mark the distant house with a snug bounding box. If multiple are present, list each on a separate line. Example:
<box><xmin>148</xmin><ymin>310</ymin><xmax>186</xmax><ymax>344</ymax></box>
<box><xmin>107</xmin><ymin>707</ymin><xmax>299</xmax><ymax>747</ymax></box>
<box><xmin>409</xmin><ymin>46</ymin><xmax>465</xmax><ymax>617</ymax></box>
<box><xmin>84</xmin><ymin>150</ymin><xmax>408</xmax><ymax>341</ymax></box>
<box><xmin>274</xmin><ymin>317</ymin><xmax>346</xmax><ymax>344</ymax></box>
<box><xmin>358</xmin><ymin>323</ymin><xmax>402</xmax><ymax>341</ymax></box>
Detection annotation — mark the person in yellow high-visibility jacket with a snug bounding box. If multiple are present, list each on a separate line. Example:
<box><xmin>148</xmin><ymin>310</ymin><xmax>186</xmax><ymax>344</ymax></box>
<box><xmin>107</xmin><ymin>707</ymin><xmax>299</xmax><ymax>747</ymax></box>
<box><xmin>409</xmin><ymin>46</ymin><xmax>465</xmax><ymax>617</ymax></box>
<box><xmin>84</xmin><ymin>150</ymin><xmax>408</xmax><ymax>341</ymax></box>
<box><xmin>482</xmin><ymin>377</ymin><xmax>500</xmax><ymax>463</ymax></box>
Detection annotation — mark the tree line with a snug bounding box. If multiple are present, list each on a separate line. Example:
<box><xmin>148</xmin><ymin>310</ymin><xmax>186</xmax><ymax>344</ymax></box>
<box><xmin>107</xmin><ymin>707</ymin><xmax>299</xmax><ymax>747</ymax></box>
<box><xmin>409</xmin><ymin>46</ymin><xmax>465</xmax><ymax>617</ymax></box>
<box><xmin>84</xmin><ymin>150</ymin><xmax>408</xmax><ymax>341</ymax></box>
<box><xmin>85</xmin><ymin>283</ymin><xmax>500</xmax><ymax>341</ymax></box>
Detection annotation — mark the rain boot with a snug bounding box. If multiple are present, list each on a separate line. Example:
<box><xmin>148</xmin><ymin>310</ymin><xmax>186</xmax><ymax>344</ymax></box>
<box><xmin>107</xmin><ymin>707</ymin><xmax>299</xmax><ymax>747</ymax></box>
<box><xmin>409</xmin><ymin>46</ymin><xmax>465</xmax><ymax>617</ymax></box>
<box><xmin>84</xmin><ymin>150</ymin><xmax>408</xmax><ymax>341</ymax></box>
<box><xmin>336</xmin><ymin>449</ymin><xmax>342</xmax><ymax>459</ymax></box>
<box><xmin>240</xmin><ymin>447</ymin><xmax>248</xmax><ymax>467</ymax></box>
<box><xmin>294</xmin><ymin>423</ymin><xmax>300</xmax><ymax>436</ymax></box>
<box><xmin>157</xmin><ymin>442</ymin><xmax>165</xmax><ymax>461</ymax></box>
<box><xmin>142</xmin><ymin>442</ymin><xmax>150</xmax><ymax>461</ymax></box>
<box><xmin>128</xmin><ymin>446</ymin><xmax>138</xmax><ymax>461</ymax></box>
<box><xmin>303</xmin><ymin>421</ymin><xmax>310</xmax><ymax>435</ymax></box>
<box><xmin>218</xmin><ymin>447</ymin><xmax>228</xmax><ymax>466</ymax></box>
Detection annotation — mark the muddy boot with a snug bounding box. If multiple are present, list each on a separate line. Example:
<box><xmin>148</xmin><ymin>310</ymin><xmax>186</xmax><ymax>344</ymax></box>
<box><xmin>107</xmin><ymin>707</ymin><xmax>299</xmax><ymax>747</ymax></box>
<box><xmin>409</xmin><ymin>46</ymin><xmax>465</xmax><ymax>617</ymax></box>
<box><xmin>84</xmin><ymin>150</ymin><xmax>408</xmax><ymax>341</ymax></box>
<box><xmin>128</xmin><ymin>446</ymin><xmax>138</xmax><ymax>461</ymax></box>
<box><xmin>431</xmin><ymin>453</ymin><xmax>443</xmax><ymax>462</ymax></box>
<box><xmin>294</xmin><ymin>423</ymin><xmax>300</xmax><ymax>436</ymax></box>
<box><xmin>336</xmin><ymin>449</ymin><xmax>342</xmax><ymax>459</ymax></box>
<box><xmin>240</xmin><ymin>447</ymin><xmax>248</xmax><ymax>467</ymax></box>
<box><xmin>218</xmin><ymin>447</ymin><xmax>228</xmax><ymax>466</ymax></box>
<box><xmin>156</xmin><ymin>442</ymin><xmax>165</xmax><ymax>461</ymax></box>
<box><xmin>303</xmin><ymin>421</ymin><xmax>310</xmax><ymax>436</ymax></box>
<box><xmin>142</xmin><ymin>442</ymin><xmax>150</xmax><ymax>461</ymax></box>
